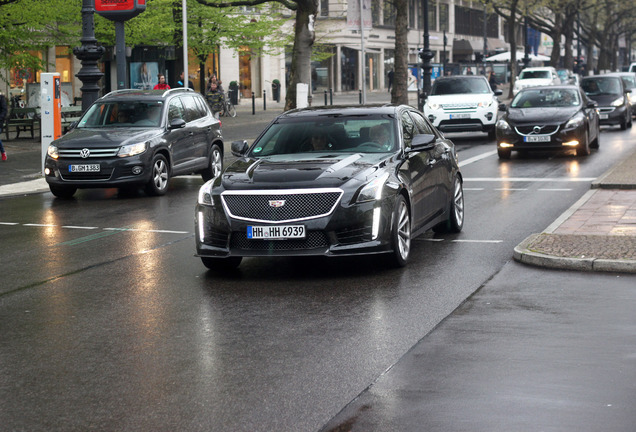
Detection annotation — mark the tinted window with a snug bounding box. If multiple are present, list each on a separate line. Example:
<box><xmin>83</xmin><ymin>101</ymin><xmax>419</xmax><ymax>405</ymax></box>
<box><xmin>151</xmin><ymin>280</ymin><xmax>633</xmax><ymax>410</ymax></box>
<box><xmin>582</xmin><ymin>77</ymin><xmax>621</xmax><ymax>96</ymax></box>
<box><xmin>400</xmin><ymin>111</ymin><xmax>416</xmax><ymax>147</ymax></box>
<box><xmin>511</xmin><ymin>88</ymin><xmax>580</xmax><ymax>108</ymax></box>
<box><xmin>168</xmin><ymin>98</ymin><xmax>186</xmax><ymax>122</ymax></box>
<box><xmin>78</xmin><ymin>101</ymin><xmax>164</xmax><ymax>128</ymax></box>
<box><xmin>408</xmin><ymin>110</ymin><xmax>436</xmax><ymax>135</ymax></box>
<box><xmin>180</xmin><ymin>95</ymin><xmax>202</xmax><ymax>122</ymax></box>
<box><xmin>519</xmin><ymin>70</ymin><xmax>550</xmax><ymax>80</ymax></box>
<box><xmin>431</xmin><ymin>77</ymin><xmax>491</xmax><ymax>95</ymax></box>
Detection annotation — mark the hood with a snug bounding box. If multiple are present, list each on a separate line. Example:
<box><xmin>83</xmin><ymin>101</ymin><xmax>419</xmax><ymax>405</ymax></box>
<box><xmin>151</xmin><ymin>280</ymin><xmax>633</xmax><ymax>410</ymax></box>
<box><xmin>505</xmin><ymin>106</ymin><xmax>579</xmax><ymax>125</ymax></box>
<box><xmin>53</xmin><ymin>128</ymin><xmax>162</xmax><ymax>148</ymax></box>
<box><xmin>221</xmin><ymin>153</ymin><xmax>389</xmax><ymax>189</ymax></box>
<box><xmin>585</xmin><ymin>93</ymin><xmax>623</xmax><ymax>107</ymax></box>
<box><xmin>428</xmin><ymin>93</ymin><xmax>495</xmax><ymax>105</ymax></box>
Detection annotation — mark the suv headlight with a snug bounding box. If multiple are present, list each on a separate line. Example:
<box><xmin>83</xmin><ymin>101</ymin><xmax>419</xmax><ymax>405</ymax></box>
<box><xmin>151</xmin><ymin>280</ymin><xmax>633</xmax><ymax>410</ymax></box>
<box><xmin>496</xmin><ymin>119</ymin><xmax>512</xmax><ymax>133</ymax></box>
<box><xmin>356</xmin><ymin>172</ymin><xmax>390</xmax><ymax>203</ymax></box>
<box><xmin>611</xmin><ymin>96</ymin><xmax>625</xmax><ymax>107</ymax></box>
<box><xmin>426</xmin><ymin>101</ymin><xmax>440</xmax><ymax>110</ymax></box>
<box><xmin>47</xmin><ymin>145</ymin><xmax>59</xmax><ymax>159</ymax></box>
<box><xmin>117</xmin><ymin>142</ymin><xmax>147</xmax><ymax>157</ymax></box>
<box><xmin>565</xmin><ymin>113</ymin><xmax>585</xmax><ymax>129</ymax></box>
<box><xmin>198</xmin><ymin>181</ymin><xmax>214</xmax><ymax>205</ymax></box>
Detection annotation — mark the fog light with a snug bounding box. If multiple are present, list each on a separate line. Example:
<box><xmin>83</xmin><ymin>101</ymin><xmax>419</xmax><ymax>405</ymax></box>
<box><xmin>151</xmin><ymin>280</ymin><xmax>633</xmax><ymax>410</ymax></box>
<box><xmin>499</xmin><ymin>142</ymin><xmax>513</xmax><ymax>148</ymax></box>
<box><xmin>132</xmin><ymin>166</ymin><xmax>143</xmax><ymax>175</ymax></box>
<box><xmin>486</xmin><ymin>112</ymin><xmax>494</xmax><ymax>121</ymax></box>
<box><xmin>563</xmin><ymin>140</ymin><xmax>579</xmax><ymax>147</ymax></box>
<box><xmin>44</xmin><ymin>167</ymin><xmax>51</xmax><ymax>175</ymax></box>
<box><xmin>428</xmin><ymin>115</ymin><xmax>435</xmax><ymax>122</ymax></box>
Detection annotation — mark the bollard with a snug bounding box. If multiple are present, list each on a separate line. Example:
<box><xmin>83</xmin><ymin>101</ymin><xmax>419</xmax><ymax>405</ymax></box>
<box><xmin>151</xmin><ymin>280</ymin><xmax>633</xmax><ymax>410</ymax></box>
<box><xmin>263</xmin><ymin>90</ymin><xmax>266</xmax><ymax>111</ymax></box>
<box><xmin>329</xmin><ymin>88</ymin><xmax>333</xmax><ymax>105</ymax></box>
<box><xmin>324</xmin><ymin>90</ymin><xmax>328</xmax><ymax>106</ymax></box>
<box><xmin>359</xmin><ymin>89</ymin><xmax>362</xmax><ymax>104</ymax></box>
<box><xmin>252</xmin><ymin>92</ymin><xmax>255</xmax><ymax>115</ymax></box>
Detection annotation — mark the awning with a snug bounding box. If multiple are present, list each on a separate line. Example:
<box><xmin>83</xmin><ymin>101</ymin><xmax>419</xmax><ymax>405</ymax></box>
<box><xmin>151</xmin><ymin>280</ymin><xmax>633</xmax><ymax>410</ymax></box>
<box><xmin>453</xmin><ymin>39</ymin><xmax>484</xmax><ymax>55</ymax></box>
<box><xmin>342</xmin><ymin>45</ymin><xmax>382</xmax><ymax>53</ymax></box>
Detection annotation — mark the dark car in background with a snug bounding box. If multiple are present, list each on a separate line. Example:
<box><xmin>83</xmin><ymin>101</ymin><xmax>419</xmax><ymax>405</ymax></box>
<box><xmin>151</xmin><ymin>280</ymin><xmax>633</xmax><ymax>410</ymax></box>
<box><xmin>496</xmin><ymin>85</ymin><xmax>600</xmax><ymax>159</ymax></box>
<box><xmin>581</xmin><ymin>75</ymin><xmax>632</xmax><ymax>130</ymax></box>
<box><xmin>44</xmin><ymin>88</ymin><xmax>224</xmax><ymax>198</ymax></box>
<box><xmin>606</xmin><ymin>72</ymin><xmax>636</xmax><ymax>118</ymax></box>
<box><xmin>195</xmin><ymin>105</ymin><xmax>464</xmax><ymax>270</ymax></box>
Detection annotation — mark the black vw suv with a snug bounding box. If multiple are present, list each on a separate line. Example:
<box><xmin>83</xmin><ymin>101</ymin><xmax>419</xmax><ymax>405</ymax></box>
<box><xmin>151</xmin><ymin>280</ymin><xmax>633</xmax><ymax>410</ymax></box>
<box><xmin>44</xmin><ymin>88</ymin><xmax>224</xmax><ymax>198</ymax></box>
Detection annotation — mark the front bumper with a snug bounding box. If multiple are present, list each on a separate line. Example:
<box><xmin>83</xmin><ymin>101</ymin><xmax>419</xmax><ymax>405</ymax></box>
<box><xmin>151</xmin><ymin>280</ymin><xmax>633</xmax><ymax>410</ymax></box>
<box><xmin>195</xmin><ymin>197</ymin><xmax>397</xmax><ymax>258</ymax></box>
<box><xmin>426</xmin><ymin>108</ymin><xmax>497</xmax><ymax>133</ymax></box>
<box><xmin>496</xmin><ymin>124</ymin><xmax>586</xmax><ymax>152</ymax></box>
<box><xmin>597</xmin><ymin>105</ymin><xmax>629</xmax><ymax>126</ymax></box>
<box><xmin>44</xmin><ymin>154</ymin><xmax>153</xmax><ymax>188</ymax></box>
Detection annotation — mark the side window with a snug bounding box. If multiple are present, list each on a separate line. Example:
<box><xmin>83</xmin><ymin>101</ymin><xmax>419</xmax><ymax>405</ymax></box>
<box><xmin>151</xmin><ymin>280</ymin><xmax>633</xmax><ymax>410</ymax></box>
<box><xmin>409</xmin><ymin>110</ymin><xmax>436</xmax><ymax>135</ymax></box>
<box><xmin>400</xmin><ymin>111</ymin><xmax>416</xmax><ymax>148</ymax></box>
<box><xmin>194</xmin><ymin>96</ymin><xmax>210</xmax><ymax>117</ymax></box>
<box><xmin>180</xmin><ymin>95</ymin><xmax>202</xmax><ymax>122</ymax></box>
<box><xmin>168</xmin><ymin>98</ymin><xmax>185</xmax><ymax>122</ymax></box>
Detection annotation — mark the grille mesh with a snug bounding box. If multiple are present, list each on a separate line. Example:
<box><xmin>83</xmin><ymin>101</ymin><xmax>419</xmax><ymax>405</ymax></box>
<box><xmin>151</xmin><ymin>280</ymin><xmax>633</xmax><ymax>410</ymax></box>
<box><xmin>514</xmin><ymin>125</ymin><xmax>559</xmax><ymax>135</ymax></box>
<box><xmin>230</xmin><ymin>231</ymin><xmax>329</xmax><ymax>251</ymax></box>
<box><xmin>222</xmin><ymin>191</ymin><xmax>342</xmax><ymax>222</ymax></box>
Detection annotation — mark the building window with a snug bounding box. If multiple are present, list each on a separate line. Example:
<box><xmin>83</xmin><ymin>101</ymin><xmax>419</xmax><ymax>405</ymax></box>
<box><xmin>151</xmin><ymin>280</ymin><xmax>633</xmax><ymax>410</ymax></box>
<box><xmin>372</xmin><ymin>0</ymin><xmax>381</xmax><ymax>26</ymax></box>
<box><xmin>55</xmin><ymin>46</ymin><xmax>72</xmax><ymax>83</ymax></box>
<box><xmin>455</xmin><ymin>6</ymin><xmax>498</xmax><ymax>38</ymax></box>
<box><xmin>408</xmin><ymin>0</ymin><xmax>416</xmax><ymax>28</ymax></box>
<box><xmin>418</xmin><ymin>0</ymin><xmax>436</xmax><ymax>31</ymax></box>
<box><xmin>383</xmin><ymin>0</ymin><xmax>396</xmax><ymax>26</ymax></box>
<box><xmin>439</xmin><ymin>2</ymin><xmax>449</xmax><ymax>32</ymax></box>
<box><xmin>320</xmin><ymin>0</ymin><xmax>328</xmax><ymax>16</ymax></box>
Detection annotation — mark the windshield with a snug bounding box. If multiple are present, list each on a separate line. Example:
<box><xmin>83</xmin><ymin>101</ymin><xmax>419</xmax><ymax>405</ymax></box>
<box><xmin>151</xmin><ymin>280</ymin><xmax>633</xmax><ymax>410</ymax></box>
<box><xmin>581</xmin><ymin>77</ymin><xmax>621</xmax><ymax>96</ymax></box>
<box><xmin>511</xmin><ymin>88</ymin><xmax>581</xmax><ymax>108</ymax></box>
<box><xmin>78</xmin><ymin>100</ymin><xmax>165</xmax><ymax>128</ymax></box>
<box><xmin>620</xmin><ymin>75</ymin><xmax>636</xmax><ymax>90</ymax></box>
<box><xmin>430</xmin><ymin>78</ymin><xmax>491</xmax><ymax>95</ymax></box>
<box><xmin>249</xmin><ymin>116</ymin><xmax>397</xmax><ymax>157</ymax></box>
<box><xmin>518</xmin><ymin>70</ymin><xmax>550</xmax><ymax>80</ymax></box>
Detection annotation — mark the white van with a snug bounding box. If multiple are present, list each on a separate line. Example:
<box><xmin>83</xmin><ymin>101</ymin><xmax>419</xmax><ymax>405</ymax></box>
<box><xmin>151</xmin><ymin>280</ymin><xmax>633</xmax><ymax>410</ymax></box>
<box><xmin>629</xmin><ymin>63</ymin><xmax>636</xmax><ymax>73</ymax></box>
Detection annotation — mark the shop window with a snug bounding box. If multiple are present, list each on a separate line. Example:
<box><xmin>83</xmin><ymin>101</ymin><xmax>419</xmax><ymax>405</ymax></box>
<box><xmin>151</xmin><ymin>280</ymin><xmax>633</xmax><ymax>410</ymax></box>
<box><xmin>55</xmin><ymin>46</ymin><xmax>72</xmax><ymax>82</ymax></box>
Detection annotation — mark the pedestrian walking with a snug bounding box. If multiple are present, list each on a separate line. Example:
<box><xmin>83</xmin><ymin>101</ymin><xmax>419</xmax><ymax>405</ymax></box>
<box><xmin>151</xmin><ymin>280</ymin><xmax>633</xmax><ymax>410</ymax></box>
<box><xmin>387</xmin><ymin>69</ymin><xmax>394</xmax><ymax>92</ymax></box>
<box><xmin>0</xmin><ymin>91</ymin><xmax>7</xmax><ymax>161</ymax></box>
<box><xmin>153</xmin><ymin>74</ymin><xmax>171</xmax><ymax>90</ymax></box>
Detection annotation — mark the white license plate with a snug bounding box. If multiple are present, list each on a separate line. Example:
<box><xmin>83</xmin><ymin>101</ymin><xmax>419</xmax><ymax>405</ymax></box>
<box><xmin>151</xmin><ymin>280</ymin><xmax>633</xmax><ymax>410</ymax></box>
<box><xmin>69</xmin><ymin>164</ymin><xmax>100</xmax><ymax>172</ymax></box>
<box><xmin>599</xmin><ymin>114</ymin><xmax>609</xmax><ymax>119</ymax></box>
<box><xmin>449</xmin><ymin>113</ymin><xmax>470</xmax><ymax>119</ymax></box>
<box><xmin>247</xmin><ymin>225</ymin><xmax>305</xmax><ymax>240</ymax></box>
<box><xmin>524</xmin><ymin>136</ymin><xmax>551</xmax><ymax>143</ymax></box>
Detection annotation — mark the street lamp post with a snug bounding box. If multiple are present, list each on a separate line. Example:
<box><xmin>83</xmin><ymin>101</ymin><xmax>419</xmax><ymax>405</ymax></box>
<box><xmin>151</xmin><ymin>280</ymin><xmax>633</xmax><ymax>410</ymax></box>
<box><xmin>73</xmin><ymin>0</ymin><xmax>105</xmax><ymax>112</ymax></box>
<box><xmin>419</xmin><ymin>0</ymin><xmax>434</xmax><ymax>111</ymax></box>
<box><xmin>522</xmin><ymin>15</ymin><xmax>531</xmax><ymax>70</ymax></box>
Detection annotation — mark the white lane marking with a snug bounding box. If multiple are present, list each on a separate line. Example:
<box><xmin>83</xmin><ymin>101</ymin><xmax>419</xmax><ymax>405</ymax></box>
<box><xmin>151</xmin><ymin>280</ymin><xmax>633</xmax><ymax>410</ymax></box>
<box><xmin>0</xmin><ymin>222</ymin><xmax>19</xmax><ymax>225</ymax></box>
<box><xmin>23</xmin><ymin>223</ymin><xmax>57</xmax><ymax>227</ymax></box>
<box><xmin>62</xmin><ymin>225</ymin><xmax>98</xmax><ymax>230</ymax></box>
<box><xmin>465</xmin><ymin>177</ymin><xmax>596</xmax><ymax>182</ymax></box>
<box><xmin>421</xmin><ymin>238</ymin><xmax>445</xmax><ymax>242</ymax></box>
<box><xmin>495</xmin><ymin>188</ymin><xmax>527</xmax><ymax>191</ymax></box>
<box><xmin>452</xmin><ymin>239</ymin><xmax>503</xmax><ymax>244</ymax></box>
<box><xmin>459</xmin><ymin>150</ymin><xmax>498</xmax><ymax>167</ymax></box>
<box><xmin>463</xmin><ymin>188</ymin><xmax>485</xmax><ymax>191</ymax></box>
<box><xmin>538</xmin><ymin>188</ymin><xmax>572</xmax><ymax>192</ymax></box>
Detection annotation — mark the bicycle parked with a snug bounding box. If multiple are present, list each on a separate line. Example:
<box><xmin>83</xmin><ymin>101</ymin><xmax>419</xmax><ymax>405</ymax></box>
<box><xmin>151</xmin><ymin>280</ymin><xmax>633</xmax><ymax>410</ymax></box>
<box><xmin>205</xmin><ymin>91</ymin><xmax>236</xmax><ymax>118</ymax></box>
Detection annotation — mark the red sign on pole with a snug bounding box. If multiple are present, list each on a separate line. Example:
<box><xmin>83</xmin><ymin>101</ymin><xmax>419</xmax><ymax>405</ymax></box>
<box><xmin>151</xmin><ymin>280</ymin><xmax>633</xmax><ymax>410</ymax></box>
<box><xmin>95</xmin><ymin>0</ymin><xmax>146</xmax><ymax>21</ymax></box>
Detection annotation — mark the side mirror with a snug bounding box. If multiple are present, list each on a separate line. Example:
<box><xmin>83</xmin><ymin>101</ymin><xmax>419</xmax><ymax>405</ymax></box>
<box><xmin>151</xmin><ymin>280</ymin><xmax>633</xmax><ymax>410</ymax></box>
<box><xmin>625</xmin><ymin>89</ymin><xmax>632</xmax><ymax>94</ymax></box>
<box><xmin>494</xmin><ymin>89</ymin><xmax>503</xmax><ymax>96</ymax></box>
<box><xmin>410</xmin><ymin>133</ymin><xmax>436</xmax><ymax>150</ymax></box>
<box><xmin>498</xmin><ymin>103</ymin><xmax>508</xmax><ymax>112</ymax></box>
<box><xmin>168</xmin><ymin>118</ymin><xmax>186</xmax><ymax>130</ymax></box>
<box><xmin>231</xmin><ymin>140</ymin><xmax>249</xmax><ymax>157</ymax></box>
<box><xmin>587</xmin><ymin>101</ymin><xmax>597</xmax><ymax>108</ymax></box>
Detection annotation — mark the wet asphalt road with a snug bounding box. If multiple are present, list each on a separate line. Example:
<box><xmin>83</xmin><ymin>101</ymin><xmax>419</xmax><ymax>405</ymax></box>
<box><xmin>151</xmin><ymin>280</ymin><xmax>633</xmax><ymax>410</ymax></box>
<box><xmin>1</xmin><ymin>126</ymin><xmax>635</xmax><ymax>431</ymax></box>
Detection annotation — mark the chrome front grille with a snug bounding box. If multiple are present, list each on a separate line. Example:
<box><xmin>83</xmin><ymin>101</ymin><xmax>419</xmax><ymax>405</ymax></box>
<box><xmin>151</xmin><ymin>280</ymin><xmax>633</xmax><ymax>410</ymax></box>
<box><xmin>514</xmin><ymin>125</ymin><xmax>560</xmax><ymax>136</ymax></box>
<box><xmin>221</xmin><ymin>188</ymin><xmax>343</xmax><ymax>223</ymax></box>
<box><xmin>441</xmin><ymin>103</ymin><xmax>478</xmax><ymax>110</ymax></box>
<box><xmin>58</xmin><ymin>148</ymin><xmax>120</xmax><ymax>158</ymax></box>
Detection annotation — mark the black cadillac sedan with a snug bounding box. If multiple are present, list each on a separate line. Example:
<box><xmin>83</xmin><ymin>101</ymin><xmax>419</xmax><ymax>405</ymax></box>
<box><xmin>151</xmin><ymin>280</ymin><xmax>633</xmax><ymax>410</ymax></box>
<box><xmin>496</xmin><ymin>85</ymin><xmax>600</xmax><ymax>159</ymax></box>
<box><xmin>195</xmin><ymin>105</ymin><xmax>464</xmax><ymax>269</ymax></box>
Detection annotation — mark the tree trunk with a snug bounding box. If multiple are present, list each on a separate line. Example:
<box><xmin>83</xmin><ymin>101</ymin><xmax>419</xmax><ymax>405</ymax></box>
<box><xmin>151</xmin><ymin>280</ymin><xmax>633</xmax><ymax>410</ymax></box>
<box><xmin>285</xmin><ymin>0</ymin><xmax>318</xmax><ymax>111</ymax></box>
<box><xmin>549</xmin><ymin>14</ymin><xmax>563</xmax><ymax>68</ymax></box>
<box><xmin>392</xmin><ymin>0</ymin><xmax>409</xmax><ymax>105</ymax></box>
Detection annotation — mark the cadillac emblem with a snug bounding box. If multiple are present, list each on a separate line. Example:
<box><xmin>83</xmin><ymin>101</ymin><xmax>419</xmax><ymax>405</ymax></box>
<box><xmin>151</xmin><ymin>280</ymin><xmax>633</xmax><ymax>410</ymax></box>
<box><xmin>269</xmin><ymin>200</ymin><xmax>286</xmax><ymax>208</ymax></box>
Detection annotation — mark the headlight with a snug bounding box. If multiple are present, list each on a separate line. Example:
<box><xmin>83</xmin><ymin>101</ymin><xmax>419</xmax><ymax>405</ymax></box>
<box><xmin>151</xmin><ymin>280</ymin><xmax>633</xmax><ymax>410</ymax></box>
<box><xmin>496</xmin><ymin>119</ymin><xmax>512</xmax><ymax>133</ymax></box>
<box><xmin>117</xmin><ymin>142</ymin><xmax>147</xmax><ymax>157</ymax></box>
<box><xmin>426</xmin><ymin>101</ymin><xmax>440</xmax><ymax>110</ymax></box>
<box><xmin>356</xmin><ymin>172</ymin><xmax>390</xmax><ymax>203</ymax></box>
<box><xmin>198</xmin><ymin>180</ymin><xmax>214</xmax><ymax>205</ymax></box>
<box><xmin>478</xmin><ymin>99</ymin><xmax>494</xmax><ymax>108</ymax></box>
<box><xmin>47</xmin><ymin>145</ymin><xmax>59</xmax><ymax>159</ymax></box>
<box><xmin>611</xmin><ymin>96</ymin><xmax>625</xmax><ymax>107</ymax></box>
<box><xmin>565</xmin><ymin>113</ymin><xmax>585</xmax><ymax>129</ymax></box>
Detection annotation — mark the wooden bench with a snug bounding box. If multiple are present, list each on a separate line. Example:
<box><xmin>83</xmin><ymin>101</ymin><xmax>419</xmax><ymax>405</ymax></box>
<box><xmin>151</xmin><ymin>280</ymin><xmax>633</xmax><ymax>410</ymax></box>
<box><xmin>61</xmin><ymin>106</ymin><xmax>83</xmax><ymax>132</ymax></box>
<box><xmin>4</xmin><ymin>107</ymin><xmax>40</xmax><ymax>140</ymax></box>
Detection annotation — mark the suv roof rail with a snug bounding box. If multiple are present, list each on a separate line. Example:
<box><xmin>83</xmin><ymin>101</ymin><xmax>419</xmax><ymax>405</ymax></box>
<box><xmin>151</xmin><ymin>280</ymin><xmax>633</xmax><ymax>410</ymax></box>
<box><xmin>162</xmin><ymin>88</ymin><xmax>194</xmax><ymax>97</ymax></box>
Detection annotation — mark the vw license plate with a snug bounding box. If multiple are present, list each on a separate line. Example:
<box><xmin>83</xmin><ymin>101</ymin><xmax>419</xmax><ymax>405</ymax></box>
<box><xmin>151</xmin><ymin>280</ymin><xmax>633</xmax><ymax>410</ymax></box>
<box><xmin>449</xmin><ymin>113</ymin><xmax>470</xmax><ymax>119</ymax></box>
<box><xmin>69</xmin><ymin>164</ymin><xmax>100</xmax><ymax>172</ymax></box>
<box><xmin>247</xmin><ymin>225</ymin><xmax>305</xmax><ymax>240</ymax></box>
<box><xmin>524</xmin><ymin>136</ymin><xmax>550</xmax><ymax>143</ymax></box>
<box><xmin>599</xmin><ymin>114</ymin><xmax>609</xmax><ymax>119</ymax></box>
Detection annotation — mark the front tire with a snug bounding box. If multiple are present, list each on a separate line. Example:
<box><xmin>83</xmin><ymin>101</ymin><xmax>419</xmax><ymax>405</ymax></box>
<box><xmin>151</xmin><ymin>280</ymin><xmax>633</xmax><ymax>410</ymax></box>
<box><xmin>200</xmin><ymin>144</ymin><xmax>223</xmax><ymax>182</ymax></box>
<box><xmin>201</xmin><ymin>256</ymin><xmax>242</xmax><ymax>270</ymax></box>
<box><xmin>145</xmin><ymin>154</ymin><xmax>169</xmax><ymax>196</ymax></box>
<box><xmin>576</xmin><ymin>131</ymin><xmax>590</xmax><ymax>156</ymax></box>
<box><xmin>389</xmin><ymin>195</ymin><xmax>411</xmax><ymax>268</ymax></box>
<box><xmin>497</xmin><ymin>147</ymin><xmax>511</xmax><ymax>159</ymax></box>
<box><xmin>49</xmin><ymin>184</ymin><xmax>77</xmax><ymax>199</ymax></box>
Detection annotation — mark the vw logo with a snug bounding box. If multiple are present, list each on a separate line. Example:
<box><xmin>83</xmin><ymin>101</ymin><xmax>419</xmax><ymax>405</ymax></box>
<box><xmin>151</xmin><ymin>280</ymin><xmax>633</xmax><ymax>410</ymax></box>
<box><xmin>532</xmin><ymin>126</ymin><xmax>542</xmax><ymax>134</ymax></box>
<box><xmin>79</xmin><ymin>148</ymin><xmax>91</xmax><ymax>159</ymax></box>
<box><xmin>269</xmin><ymin>200</ymin><xmax>286</xmax><ymax>208</ymax></box>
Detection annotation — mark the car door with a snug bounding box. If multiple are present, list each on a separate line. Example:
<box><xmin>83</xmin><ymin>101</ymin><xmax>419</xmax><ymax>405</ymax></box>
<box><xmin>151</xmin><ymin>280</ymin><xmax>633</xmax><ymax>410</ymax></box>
<box><xmin>409</xmin><ymin>109</ymin><xmax>453</xmax><ymax>217</ymax></box>
<box><xmin>180</xmin><ymin>95</ymin><xmax>210</xmax><ymax>165</ymax></box>
<box><xmin>398</xmin><ymin>109</ymin><xmax>439</xmax><ymax>229</ymax></box>
<box><xmin>166</xmin><ymin>97</ymin><xmax>194</xmax><ymax>170</ymax></box>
